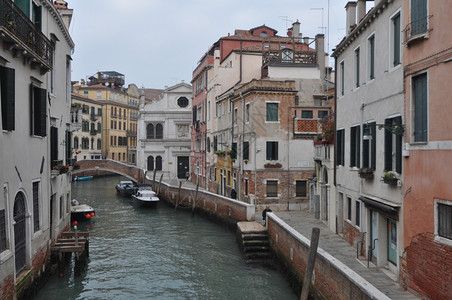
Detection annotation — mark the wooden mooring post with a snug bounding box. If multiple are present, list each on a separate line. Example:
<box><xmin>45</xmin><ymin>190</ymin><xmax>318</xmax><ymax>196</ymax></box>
<box><xmin>175</xmin><ymin>181</ymin><xmax>182</xmax><ymax>211</ymax></box>
<box><xmin>300</xmin><ymin>227</ymin><xmax>320</xmax><ymax>300</ymax></box>
<box><xmin>51</xmin><ymin>230</ymin><xmax>90</xmax><ymax>277</ymax></box>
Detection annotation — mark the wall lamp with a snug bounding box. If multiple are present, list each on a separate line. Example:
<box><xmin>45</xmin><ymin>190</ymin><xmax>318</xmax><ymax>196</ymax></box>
<box><xmin>363</xmin><ymin>122</ymin><xmax>405</xmax><ymax>140</ymax></box>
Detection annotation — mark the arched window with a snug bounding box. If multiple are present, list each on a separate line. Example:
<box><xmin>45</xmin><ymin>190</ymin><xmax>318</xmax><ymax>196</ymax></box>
<box><xmin>156</xmin><ymin>124</ymin><xmax>163</xmax><ymax>139</ymax></box>
<box><xmin>146</xmin><ymin>124</ymin><xmax>154</xmax><ymax>139</ymax></box>
<box><xmin>14</xmin><ymin>192</ymin><xmax>26</xmax><ymax>274</ymax></box>
<box><xmin>97</xmin><ymin>138</ymin><xmax>101</xmax><ymax>150</ymax></box>
<box><xmin>156</xmin><ymin>156</ymin><xmax>162</xmax><ymax>171</ymax></box>
<box><xmin>147</xmin><ymin>156</ymin><xmax>154</xmax><ymax>170</ymax></box>
<box><xmin>91</xmin><ymin>138</ymin><xmax>94</xmax><ymax>149</ymax></box>
<box><xmin>282</xmin><ymin>49</ymin><xmax>293</xmax><ymax>62</ymax></box>
<box><xmin>74</xmin><ymin>137</ymin><xmax>79</xmax><ymax>149</ymax></box>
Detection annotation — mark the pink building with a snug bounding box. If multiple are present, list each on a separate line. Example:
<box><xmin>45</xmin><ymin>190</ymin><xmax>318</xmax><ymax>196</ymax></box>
<box><xmin>401</xmin><ymin>0</ymin><xmax>452</xmax><ymax>298</ymax></box>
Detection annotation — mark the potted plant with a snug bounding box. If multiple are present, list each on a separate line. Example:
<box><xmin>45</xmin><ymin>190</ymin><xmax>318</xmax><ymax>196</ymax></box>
<box><xmin>382</xmin><ymin>170</ymin><xmax>399</xmax><ymax>185</ymax></box>
<box><xmin>358</xmin><ymin>167</ymin><xmax>374</xmax><ymax>179</ymax></box>
<box><xmin>59</xmin><ymin>165</ymin><xmax>69</xmax><ymax>174</ymax></box>
<box><xmin>214</xmin><ymin>150</ymin><xmax>225</xmax><ymax>156</ymax></box>
<box><xmin>73</xmin><ymin>163</ymin><xmax>80</xmax><ymax>170</ymax></box>
<box><xmin>244</xmin><ymin>159</ymin><xmax>248</xmax><ymax>165</ymax></box>
<box><xmin>264</xmin><ymin>162</ymin><xmax>282</xmax><ymax>168</ymax></box>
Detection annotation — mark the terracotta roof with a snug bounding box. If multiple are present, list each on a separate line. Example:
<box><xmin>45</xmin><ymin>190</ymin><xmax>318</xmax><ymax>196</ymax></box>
<box><xmin>138</xmin><ymin>88</ymin><xmax>164</xmax><ymax>101</ymax></box>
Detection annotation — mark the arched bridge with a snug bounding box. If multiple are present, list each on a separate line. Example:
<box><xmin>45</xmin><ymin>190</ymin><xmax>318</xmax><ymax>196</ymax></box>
<box><xmin>73</xmin><ymin>159</ymin><xmax>147</xmax><ymax>183</ymax></box>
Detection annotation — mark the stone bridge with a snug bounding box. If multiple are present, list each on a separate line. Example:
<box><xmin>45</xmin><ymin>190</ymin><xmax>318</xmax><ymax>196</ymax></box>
<box><xmin>73</xmin><ymin>159</ymin><xmax>146</xmax><ymax>183</ymax></box>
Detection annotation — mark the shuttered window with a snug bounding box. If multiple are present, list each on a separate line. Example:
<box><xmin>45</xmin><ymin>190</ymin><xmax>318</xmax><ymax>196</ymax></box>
<box><xmin>355</xmin><ymin>47</ymin><xmax>360</xmax><ymax>88</ymax></box>
<box><xmin>392</xmin><ymin>14</ymin><xmax>401</xmax><ymax>66</ymax></box>
<box><xmin>147</xmin><ymin>156</ymin><xmax>154</xmax><ymax>171</ymax></box>
<box><xmin>0</xmin><ymin>209</ymin><xmax>6</xmax><ymax>252</ymax></box>
<box><xmin>30</xmin><ymin>84</ymin><xmax>47</xmax><ymax>137</ymax></box>
<box><xmin>413</xmin><ymin>73</ymin><xmax>427</xmax><ymax>142</ymax></box>
<box><xmin>33</xmin><ymin>182</ymin><xmax>39</xmax><ymax>232</ymax></box>
<box><xmin>362</xmin><ymin>122</ymin><xmax>376</xmax><ymax>170</ymax></box>
<box><xmin>438</xmin><ymin>203</ymin><xmax>452</xmax><ymax>240</ymax></box>
<box><xmin>146</xmin><ymin>124</ymin><xmax>154</xmax><ymax>139</ymax></box>
<box><xmin>350</xmin><ymin>125</ymin><xmax>360</xmax><ymax>168</ymax></box>
<box><xmin>156</xmin><ymin>156</ymin><xmax>162</xmax><ymax>171</ymax></box>
<box><xmin>368</xmin><ymin>35</ymin><xmax>375</xmax><ymax>79</ymax></box>
<box><xmin>50</xmin><ymin>126</ymin><xmax>58</xmax><ymax>164</ymax></box>
<box><xmin>267</xmin><ymin>181</ymin><xmax>277</xmax><ymax>197</ymax></box>
<box><xmin>336</xmin><ymin>129</ymin><xmax>345</xmax><ymax>166</ymax></box>
<box><xmin>296</xmin><ymin>180</ymin><xmax>307</xmax><ymax>197</ymax></box>
<box><xmin>384</xmin><ymin>116</ymin><xmax>403</xmax><ymax>173</ymax></box>
<box><xmin>1</xmin><ymin>66</ymin><xmax>15</xmax><ymax>131</ymax></box>
<box><xmin>411</xmin><ymin>0</ymin><xmax>427</xmax><ymax>36</ymax></box>
<box><xmin>266</xmin><ymin>103</ymin><xmax>278</xmax><ymax>122</ymax></box>
<box><xmin>243</xmin><ymin>141</ymin><xmax>249</xmax><ymax>160</ymax></box>
<box><xmin>156</xmin><ymin>124</ymin><xmax>163</xmax><ymax>139</ymax></box>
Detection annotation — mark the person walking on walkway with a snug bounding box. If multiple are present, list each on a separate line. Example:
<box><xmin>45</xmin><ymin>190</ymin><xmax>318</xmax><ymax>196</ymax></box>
<box><xmin>262</xmin><ymin>205</ymin><xmax>272</xmax><ymax>226</ymax></box>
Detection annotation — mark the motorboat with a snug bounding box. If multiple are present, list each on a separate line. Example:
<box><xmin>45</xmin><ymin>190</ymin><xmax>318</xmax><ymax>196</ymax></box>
<box><xmin>115</xmin><ymin>180</ymin><xmax>137</xmax><ymax>197</ymax></box>
<box><xmin>73</xmin><ymin>175</ymin><xmax>93</xmax><ymax>181</ymax></box>
<box><xmin>132</xmin><ymin>186</ymin><xmax>159</xmax><ymax>207</ymax></box>
<box><xmin>71</xmin><ymin>199</ymin><xmax>95</xmax><ymax>222</ymax></box>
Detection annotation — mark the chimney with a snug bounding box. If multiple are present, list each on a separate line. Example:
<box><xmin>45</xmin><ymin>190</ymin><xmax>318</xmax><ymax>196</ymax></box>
<box><xmin>357</xmin><ymin>0</ymin><xmax>366</xmax><ymax>23</ymax></box>
<box><xmin>303</xmin><ymin>37</ymin><xmax>310</xmax><ymax>45</ymax></box>
<box><xmin>54</xmin><ymin>0</ymin><xmax>73</xmax><ymax>30</ymax></box>
<box><xmin>345</xmin><ymin>1</ymin><xmax>357</xmax><ymax>36</ymax></box>
<box><xmin>291</xmin><ymin>21</ymin><xmax>301</xmax><ymax>40</ymax></box>
<box><xmin>315</xmin><ymin>34</ymin><xmax>326</xmax><ymax>80</ymax></box>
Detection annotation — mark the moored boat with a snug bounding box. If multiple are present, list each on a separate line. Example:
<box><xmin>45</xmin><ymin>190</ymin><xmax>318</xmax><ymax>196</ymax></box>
<box><xmin>71</xmin><ymin>199</ymin><xmax>95</xmax><ymax>221</ymax></box>
<box><xmin>115</xmin><ymin>180</ymin><xmax>137</xmax><ymax>197</ymax></box>
<box><xmin>73</xmin><ymin>175</ymin><xmax>93</xmax><ymax>181</ymax></box>
<box><xmin>132</xmin><ymin>186</ymin><xmax>159</xmax><ymax>207</ymax></box>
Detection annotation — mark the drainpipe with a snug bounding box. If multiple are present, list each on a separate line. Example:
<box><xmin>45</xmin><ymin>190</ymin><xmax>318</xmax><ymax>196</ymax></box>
<box><xmin>333</xmin><ymin>58</ymin><xmax>337</xmax><ymax>186</ymax></box>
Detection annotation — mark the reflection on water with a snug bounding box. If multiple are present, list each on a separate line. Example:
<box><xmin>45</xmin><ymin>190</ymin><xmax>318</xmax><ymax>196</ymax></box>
<box><xmin>35</xmin><ymin>175</ymin><xmax>296</xmax><ymax>300</ymax></box>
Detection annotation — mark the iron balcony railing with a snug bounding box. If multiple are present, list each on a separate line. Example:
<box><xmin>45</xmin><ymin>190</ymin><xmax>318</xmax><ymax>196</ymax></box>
<box><xmin>404</xmin><ymin>15</ymin><xmax>433</xmax><ymax>45</ymax></box>
<box><xmin>0</xmin><ymin>0</ymin><xmax>53</xmax><ymax>70</ymax></box>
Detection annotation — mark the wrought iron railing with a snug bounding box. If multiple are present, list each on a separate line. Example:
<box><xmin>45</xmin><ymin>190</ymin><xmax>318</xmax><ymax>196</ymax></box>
<box><xmin>263</xmin><ymin>50</ymin><xmax>317</xmax><ymax>65</ymax></box>
<box><xmin>404</xmin><ymin>15</ymin><xmax>432</xmax><ymax>44</ymax></box>
<box><xmin>0</xmin><ymin>0</ymin><xmax>53</xmax><ymax>69</ymax></box>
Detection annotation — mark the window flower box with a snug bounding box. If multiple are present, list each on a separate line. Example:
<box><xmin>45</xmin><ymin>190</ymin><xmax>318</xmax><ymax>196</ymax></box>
<box><xmin>264</xmin><ymin>162</ymin><xmax>282</xmax><ymax>168</ymax></box>
<box><xmin>382</xmin><ymin>170</ymin><xmax>399</xmax><ymax>186</ymax></box>
<box><xmin>383</xmin><ymin>177</ymin><xmax>398</xmax><ymax>185</ymax></box>
<box><xmin>358</xmin><ymin>167</ymin><xmax>374</xmax><ymax>179</ymax></box>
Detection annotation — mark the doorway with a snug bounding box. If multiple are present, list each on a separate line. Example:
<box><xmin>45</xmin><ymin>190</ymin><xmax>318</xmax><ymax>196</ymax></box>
<box><xmin>14</xmin><ymin>192</ymin><xmax>26</xmax><ymax>275</ymax></box>
<box><xmin>177</xmin><ymin>156</ymin><xmax>189</xmax><ymax>179</ymax></box>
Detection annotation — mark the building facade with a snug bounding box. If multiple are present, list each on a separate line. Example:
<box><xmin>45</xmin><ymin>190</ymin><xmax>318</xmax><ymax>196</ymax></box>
<box><xmin>333</xmin><ymin>0</ymin><xmax>405</xmax><ymax>277</ymax></box>
<box><xmin>0</xmin><ymin>0</ymin><xmax>74</xmax><ymax>298</ymax></box>
<box><xmin>400</xmin><ymin>0</ymin><xmax>452</xmax><ymax>298</ymax></box>
<box><xmin>74</xmin><ymin>72</ymin><xmax>140</xmax><ymax>164</ymax></box>
<box><xmin>137</xmin><ymin>82</ymin><xmax>192</xmax><ymax>182</ymax></box>
<box><xmin>71</xmin><ymin>93</ymin><xmax>103</xmax><ymax>160</ymax></box>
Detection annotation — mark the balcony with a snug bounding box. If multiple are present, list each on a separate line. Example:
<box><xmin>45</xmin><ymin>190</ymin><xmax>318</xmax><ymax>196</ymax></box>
<box><xmin>126</xmin><ymin>130</ymin><xmax>136</xmax><ymax>137</ymax></box>
<box><xmin>0</xmin><ymin>0</ymin><xmax>53</xmax><ymax>73</ymax></box>
<box><xmin>404</xmin><ymin>15</ymin><xmax>432</xmax><ymax>46</ymax></box>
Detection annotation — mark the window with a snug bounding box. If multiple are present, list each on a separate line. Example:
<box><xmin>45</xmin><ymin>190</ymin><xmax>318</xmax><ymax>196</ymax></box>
<box><xmin>350</xmin><ymin>125</ymin><xmax>360</xmax><ymax>168</ymax></box>
<box><xmin>50</xmin><ymin>126</ymin><xmax>58</xmax><ymax>163</ymax></box>
<box><xmin>266</xmin><ymin>102</ymin><xmax>278</xmax><ymax>122</ymax></box>
<box><xmin>0</xmin><ymin>208</ymin><xmax>6</xmax><ymax>252</ymax></box>
<box><xmin>1</xmin><ymin>66</ymin><xmax>15</xmax><ymax>131</ymax></box>
<box><xmin>146</xmin><ymin>124</ymin><xmax>154</xmax><ymax>139</ymax></box>
<box><xmin>411</xmin><ymin>0</ymin><xmax>427</xmax><ymax>36</ymax></box>
<box><xmin>302</xmin><ymin>110</ymin><xmax>313</xmax><ymax>119</ymax></box>
<box><xmin>347</xmin><ymin>197</ymin><xmax>352</xmax><ymax>221</ymax></box>
<box><xmin>234</xmin><ymin>108</ymin><xmax>238</xmax><ymax>125</ymax></box>
<box><xmin>30</xmin><ymin>84</ymin><xmax>47</xmax><ymax>137</ymax></box>
<box><xmin>368</xmin><ymin>34</ymin><xmax>375</xmax><ymax>80</ymax></box>
<box><xmin>438</xmin><ymin>202</ymin><xmax>452</xmax><ymax>240</ymax></box>
<box><xmin>243</xmin><ymin>141</ymin><xmax>249</xmax><ymax>160</ymax></box>
<box><xmin>147</xmin><ymin>156</ymin><xmax>154</xmax><ymax>171</ymax></box>
<box><xmin>296</xmin><ymin>181</ymin><xmax>307</xmax><ymax>197</ymax></box>
<box><xmin>16</xmin><ymin>0</ymin><xmax>30</xmax><ymax>17</ymax></box>
<box><xmin>336</xmin><ymin>129</ymin><xmax>345</xmax><ymax>166</ymax></box>
<box><xmin>413</xmin><ymin>73</ymin><xmax>427</xmax><ymax>142</ymax></box>
<box><xmin>245</xmin><ymin>179</ymin><xmax>249</xmax><ymax>195</ymax></box>
<box><xmin>97</xmin><ymin>139</ymin><xmax>101</xmax><ymax>150</ymax></box>
<box><xmin>362</xmin><ymin>122</ymin><xmax>376</xmax><ymax>170</ymax></box>
<box><xmin>392</xmin><ymin>13</ymin><xmax>401</xmax><ymax>67</ymax></box>
<box><xmin>384</xmin><ymin>116</ymin><xmax>403</xmax><ymax>173</ymax></box>
<box><xmin>267</xmin><ymin>181</ymin><xmax>278</xmax><ymax>197</ymax></box>
<box><xmin>59</xmin><ymin>196</ymin><xmax>64</xmax><ymax>219</ymax></box>
<box><xmin>266</xmin><ymin>141</ymin><xmax>278</xmax><ymax>160</ymax></box>
<box><xmin>355</xmin><ymin>47</ymin><xmax>360</xmax><ymax>88</ymax></box>
<box><xmin>97</xmin><ymin>91</ymin><xmax>101</xmax><ymax>99</ymax></box>
<box><xmin>340</xmin><ymin>61</ymin><xmax>345</xmax><ymax>96</ymax></box>
<box><xmin>318</xmin><ymin>110</ymin><xmax>328</xmax><ymax>119</ymax></box>
<box><xmin>156</xmin><ymin>156</ymin><xmax>162</xmax><ymax>171</ymax></box>
<box><xmin>246</xmin><ymin>103</ymin><xmax>250</xmax><ymax>122</ymax></box>
<box><xmin>356</xmin><ymin>201</ymin><xmax>361</xmax><ymax>227</ymax></box>
<box><xmin>231</xmin><ymin>143</ymin><xmax>237</xmax><ymax>160</ymax></box>
<box><xmin>156</xmin><ymin>124</ymin><xmax>163</xmax><ymax>139</ymax></box>
<box><xmin>74</xmin><ymin>137</ymin><xmax>79</xmax><ymax>149</ymax></box>
<box><xmin>282</xmin><ymin>49</ymin><xmax>293</xmax><ymax>62</ymax></box>
<box><xmin>33</xmin><ymin>182</ymin><xmax>39</xmax><ymax>232</ymax></box>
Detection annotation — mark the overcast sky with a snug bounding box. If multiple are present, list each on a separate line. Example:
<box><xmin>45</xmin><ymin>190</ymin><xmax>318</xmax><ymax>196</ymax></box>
<box><xmin>68</xmin><ymin>0</ymin><xmax>373</xmax><ymax>89</ymax></box>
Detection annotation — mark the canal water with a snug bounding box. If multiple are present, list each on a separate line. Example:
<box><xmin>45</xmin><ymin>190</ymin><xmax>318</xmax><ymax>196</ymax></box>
<box><xmin>36</xmin><ymin>176</ymin><xmax>297</xmax><ymax>300</ymax></box>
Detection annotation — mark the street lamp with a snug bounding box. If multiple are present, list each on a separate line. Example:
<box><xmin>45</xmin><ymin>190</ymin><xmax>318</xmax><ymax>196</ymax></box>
<box><xmin>363</xmin><ymin>122</ymin><xmax>405</xmax><ymax>140</ymax></box>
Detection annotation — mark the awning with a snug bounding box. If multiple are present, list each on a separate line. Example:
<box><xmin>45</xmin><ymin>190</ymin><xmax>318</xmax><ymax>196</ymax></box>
<box><xmin>359</xmin><ymin>196</ymin><xmax>400</xmax><ymax>221</ymax></box>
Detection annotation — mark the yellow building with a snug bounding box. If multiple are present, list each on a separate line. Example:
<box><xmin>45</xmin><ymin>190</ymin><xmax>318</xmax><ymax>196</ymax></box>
<box><xmin>74</xmin><ymin>71</ymin><xmax>139</xmax><ymax>164</ymax></box>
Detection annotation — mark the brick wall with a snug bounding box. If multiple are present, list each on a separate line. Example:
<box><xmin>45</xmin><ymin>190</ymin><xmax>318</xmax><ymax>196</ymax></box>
<box><xmin>400</xmin><ymin>232</ymin><xmax>452</xmax><ymax>299</ymax></box>
<box><xmin>0</xmin><ymin>274</ymin><xmax>14</xmax><ymax>300</ymax></box>
<box><xmin>343</xmin><ymin>220</ymin><xmax>360</xmax><ymax>247</ymax></box>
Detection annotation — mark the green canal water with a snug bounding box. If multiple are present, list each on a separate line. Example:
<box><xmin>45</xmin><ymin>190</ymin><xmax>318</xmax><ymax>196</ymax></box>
<box><xmin>35</xmin><ymin>175</ymin><xmax>297</xmax><ymax>300</ymax></box>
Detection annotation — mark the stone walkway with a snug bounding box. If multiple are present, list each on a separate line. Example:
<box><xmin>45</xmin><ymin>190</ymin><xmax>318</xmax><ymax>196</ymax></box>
<box><xmin>269</xmin><ymin>210</ymin><xmax>419</xmax><ymax>300</ymax></box>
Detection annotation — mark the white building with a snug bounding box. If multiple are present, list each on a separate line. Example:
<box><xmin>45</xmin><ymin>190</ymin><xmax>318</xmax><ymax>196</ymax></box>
<box><xmin>0</xmin><ymin>0</ymin><xmax>74</xmax><ymax>298</ymax></box>
<box><xmin>332</xmin><ymin>0</ymin><xmax>404</xmax><ymax>277</ymax></box>
<box><xmin>137</xmin><ymin>82</ymin><xmax>192</xmax><ymax>182</ymax></box>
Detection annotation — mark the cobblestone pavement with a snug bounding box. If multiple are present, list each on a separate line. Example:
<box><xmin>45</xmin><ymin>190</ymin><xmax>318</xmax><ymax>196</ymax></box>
<box><xmin>270</xmin><ymin>210</ymin><xmax>420</xmax><ymax>300</ymax></box>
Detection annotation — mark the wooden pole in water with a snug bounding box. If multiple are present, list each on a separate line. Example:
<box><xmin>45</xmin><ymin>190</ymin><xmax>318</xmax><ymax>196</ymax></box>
<box><xmin>158</xmin><ymin>174</ymin><xmax>163</xmax><ymax>194</ymax></box>
<box><xmin>300</xmin><ymin>227</ymin><xmax>320</xmax><ymax>300</ymax></box>
<box><xmin>153</xmin><ymin>169</ymin><xmax>157</xmax><ymax>182</ymax></box>
<box><xmin>175</xmin><ymin>181</ymin><xmax>182</xmax><ymax>211</ymax></box>
<box><xmin>192</xmin><ymin>181</ymin><xmax>199</xmax><ymax>215</ymax></box>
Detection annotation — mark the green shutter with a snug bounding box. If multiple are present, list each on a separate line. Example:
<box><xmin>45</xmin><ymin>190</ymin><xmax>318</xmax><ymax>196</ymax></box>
<box><xmin>50</xmin><ymin>126</ymin><xmax>58</xmax><ymax>163</ymax></box>
<box><xmin>411</xmin><ymin>0</ymin><xmax>427</xmax><ymax>35</ymax></box>
<box><xmin>371</xmin><ymin>124</ymin><xmax>377</xmax><ymax>170</ymax></box>
<box><xmin>15</xmin><ymin>0</ymin><xmax>30</xmax><ymax>17</ymax></box>
<box><xmin>414</xmin><ymin>73</ymin><xmax>427</xmax><ymax>142</ymax></box>
<box><xmin>1</xmin><ymin>66</ymin><xmax>15</xmax><ymax>131</ymax></box>
<box><xmin>395</xmin><ymin>116</ymin><xmax>402</xmax><ymax>173</ymax></box>
<box><xmin>393</xmin><ymin>14</ymin><xmax>401</xmax><ymax>66</ymax></box>
<box><xmin>243</xmin><ymin>141</ymin><xmax>249</xmax><ymax>160</ymax></box>
<box><xmin>39</xmin><ymin>87</ymin><xmax>47</xmax><ymax>137</ymax></box>
<box><xmin>350</xmin><ymin>127</ymin><xmax>356</xmax><ymax>167</ymax></box>
<box><xmin>384</xmin><ymin>119</ymin><xmax>392</xmax><ymax>171</ymax></box>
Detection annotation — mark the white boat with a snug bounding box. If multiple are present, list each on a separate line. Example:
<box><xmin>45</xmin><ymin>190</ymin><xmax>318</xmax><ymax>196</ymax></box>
<box><xmin>71</xmin><ymin>199</ymin><xmax>95</xmax><ymax>221</ymax></box>
<box><xmin>132</xmin><ymin>188</ymin><xmax>159</xmax><ymax>207</ymax></box>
